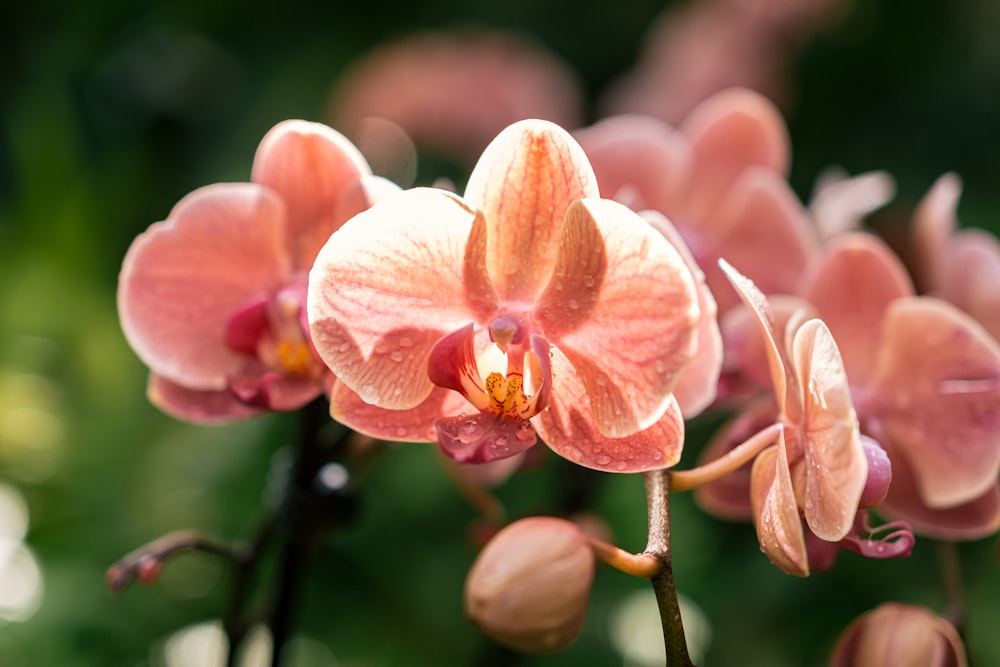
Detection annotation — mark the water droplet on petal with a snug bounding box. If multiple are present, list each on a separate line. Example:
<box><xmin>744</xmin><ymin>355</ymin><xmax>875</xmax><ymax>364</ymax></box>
<box><xmin>495</xmin><ymin>436</ymin><xmax>508</xmax><ymax>449</ymax></box>
<box><xmin>338</xmin><ymin>342</ymin><xmax>351</xmax><ymax>353</ymax></box>
<box><xmin>458</xmin><ymin>420</ymin><xmax>485</xmax><ymax>444</ymax></box>
<box><xmin>514</xmin><ymin>421</ymin><xmax>534</xmax><ymax>441</ymax></box>
<box><xmin>504</xmin><ymin>257</ymin><xmax>520</xmax><ymax>274</ymax></box>
<box><xmin>359</xmin><ymin>384</ymin><xmax>380</xmax><ymax>405</ymax></box>
<box><xmin>583</xmin><ymin>274</ymin><xmax>595</xmax><ymax>288</ymax></box>
<box><xmin>568</xmin><ymin>299</ymin><xmax>579</xmax><ymax>310</ymax></box>
<box><xmin>592</xmin><ymin>445</ymin><xmax>603</xmax><ymax>454</ymax></box>
<box><xmin>398</xmin><ymin>336</ymin><xmax>414</xmax><ymax>348</ymax></box>
<box><xmin>390</xmin><ymin>350</ymin><xmax>405</xmax><ymax>362</ymax></box>
<box><xmin>596</xmin><ymin>455</ymin><xmax>612</xmax><ymax>466</ymax></box>
<box><xmin>652</xmin><ymin>450</ymin><xmax>663</xmax><ymax>461</ymax></box>
<box><xmin>564</xmin><ymin>446</ymin><xmax>584</xmax><ymax>462</ymax></box>
<box><xmin>616</xmin><ymin>461</ymin><xmax>628</xmax><ymax>471</ymax></box>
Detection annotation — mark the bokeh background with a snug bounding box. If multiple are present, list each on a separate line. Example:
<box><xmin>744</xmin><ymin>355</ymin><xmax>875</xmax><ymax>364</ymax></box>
<box><xmin>2</xmin><ymin>0</ymin><xmax>999</xmax><ymax>665</ymax></box>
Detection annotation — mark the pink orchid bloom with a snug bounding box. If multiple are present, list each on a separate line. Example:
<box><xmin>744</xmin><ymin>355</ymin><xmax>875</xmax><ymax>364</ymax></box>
<box><xmin>802</xmin><ymin>232</ymin><xmax>1000</xmax><ymax>539</ymax></box>
<box><xmin>329</xmin><ymin>30</ymin><xmax>583</xmax><ymax>168</ymax></box>
<box><xmin>118</xmin><ymin>120</ymin><xmax>396</xmax><ymax>422</ymax></box>
<box><xmin>308</xmin><ymin>119</ymin><xmax>701</xmax><ymax>472</ymax></box>
<box><xmin>912</xmin><ymin>172</ymin><xmax>1000</xmax><ymax>343</ymax></box>
<box><xmin>575</xmin><ymin>87</ymin><xmax>819</xmax><ymax>316</ymax></box>
<box><xmin>717</xmin><ymin>260</ymin><xmax>874</xmax><ymax>576</ymax></box>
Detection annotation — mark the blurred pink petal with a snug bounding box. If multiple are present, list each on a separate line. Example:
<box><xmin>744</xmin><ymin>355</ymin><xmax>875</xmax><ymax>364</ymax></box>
<box><xmin>803</xmin><ymin>232</ymin><xmax>914</xmax><ymax>385</ymax></box>
<box><xmin>808</xmin><ymin>168</ymin><xmax>896</xmax><ymax>239</ymax></box>
<box><xmin>119</xmin><ymin>183</ymin><xmax>291</xmax><ymax>390</ymax></box>
<box><xmin>868</xmin><ymin>297</ymin><xmax>1000</xmax><ymax>508</ymax></box>
<box><xmin>147</xmin><ymin>374</ymin><xmax>263</xmax><ymax>423</ymax></box>
<box><xmin>329</xmin><ymin>30</ymin><xmax>583</xmax><ymax>166</ymax></box>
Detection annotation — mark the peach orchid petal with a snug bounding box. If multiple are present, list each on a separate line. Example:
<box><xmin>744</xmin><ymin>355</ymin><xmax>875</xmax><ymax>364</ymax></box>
<box><xmin>147</xmin><ymin>374</ymin><xmax>263</xmax><ymax>424</ymax></box>
<box><xmin>644</xmin><ymin>211</ymin><xmax>722</xmax><ymax>416</ymax></box>
<box><xmin>937</xmin><ymin>230</ymin><xmax>1000</xmax><ymax>342</ymax></box>
<box><xmin>803</xmin><ymin>232</ymin><xmax>914</xmax><ymax>385</ymax></box>
<box><xmin>251</xmin><ymin>120</ymin><xmax>371</xmax><ymax>270</ymax></box>
<box><xmin>680</xmin><ymin>87</ymin><xmax>790</xmax><ymax>223</ymax></box>
<box><xmin>719</xmin><ymin>259</ymin><xmax>788</xmax><ymax>409</ymax></box>
<box><xmin>808</xmin><ymin>168</ymin><xmax>896</xmax><ymax>240</ymax></box>
<box><xmin>911</xmin><ymin>172</ymin><xmax>961</xmax><ymax>292</ymax></box>
<box><xmin>878</xmin><ymin>439</ymin><xmax>1000</xmax><ymax>540</ymax></box>
<box><xmin>308</xmin><ymin>188</ymin><xmax>493</xmax><ymax>410</ymax></box>
<box><xmin>705</xmin><ymin>168</ymin><xmax>817</xmax><ymax>313</ymax></box>
<box><xmin>868</xmin><ymin>297</ymin><xmax>1000</xmax><ymax>508</ymax></box>
<box><xmin>536</xmin><ymin>347</ymin><xmax>685</xmax><ymax>472</ymax></box>
<box><xmin>535</xmin><ymin>198</ymin><xmax>699</xmax><ymax>437</ymax></box>
<box><xmin>118</xmin><ymin>183</ymin><xmax>291</xmax><ymax>390</ymax></box>
<box><xmin>750</xmin><ymin>441</ymin><xmax>809</xmax><ymax>576</ymax></box>
<box><xmin>573</xmin><ymin>114</ymin><xmax>692</xmax><ymax>214</ymax></box>
<box><xmin>791</xmin><ymin>318</ymin><xmax>866</xmax><ymax>541</ymax></box>
<box><xmin>464</xmin><ymin>119</ymin><xmax>598</xmax><ymax>304</ymax></box>
<box><xmin>328</xmin><ymin>380</ymin><xmax>465</xmax><ymax>443</ymax></box>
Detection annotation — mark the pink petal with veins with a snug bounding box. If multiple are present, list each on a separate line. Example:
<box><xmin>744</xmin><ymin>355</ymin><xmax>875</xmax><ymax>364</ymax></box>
<box><xmin>118</xmin><ymin>183</ymin><xmax>290</xmax><ymax>390</ymax></box>
<box><xmin>536</xmin><ymin>347</ymin><xmax>685</xmax><ymax>472</ymax></box>
<box><xmin>308</xmin><ymin>188</ymin><xmax>491</xmax><ymax>410</ymax></box>
<box><xmin>535</xmin><ymin>198</ymin><xmax>699</xmax><ymax>437</ymax></box>
<box><xmin>681</xmin><ymin>87</ymin><xmax>790</xmax><ymax>223</ymax></box>
<box><xmin>573</xmin><ymin>114</ymin><xmax>692</xmax><ymax>215</ymax></box>
<box><xmin>251</xmin><ymin>119</ymin><xmax>371</xmax><ymax>269</ymax></box>
<box><xmin>463</xmin><ymin>119</ymin><xmax>598</xmax><ymax>304</ymax></box>
<box><xmin>750</xmin><ymin>440</ymin><xmax>809</xmax><ymax>576</ymax></box>
<box><xmin>328</xmin><ymin>380</ymin><xmax>465</xmax><ymax>443</ymax></box>
<box><xmin>869</xmin><ymin>297</ymin><xmax>1000</xmax><ymax>508</ymax></box>
<box><xmin>791</xmin><ymin>318</ymin><xmax>866</xmax><ymax>541</ymax></box>
<box><xmin>804</xmin><ymin>232</ymin><xmax>913</xmax><ymax>385</ymax></box>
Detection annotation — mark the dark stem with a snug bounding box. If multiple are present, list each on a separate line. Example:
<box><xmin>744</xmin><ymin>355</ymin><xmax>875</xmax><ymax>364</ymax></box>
<box><xmin>223</xmin><ymin>521</ymin><xmax>275</xmax><ymax>667</ymax></box>
<box><xmin>937</xmin><ymin>540</ymin><xmax>965</xmax><ymax>633</ymax></box>
<box><xmin>642</xmin><ymin>469</ymin><xmax>695</xmax><ymax>667</ymax></box>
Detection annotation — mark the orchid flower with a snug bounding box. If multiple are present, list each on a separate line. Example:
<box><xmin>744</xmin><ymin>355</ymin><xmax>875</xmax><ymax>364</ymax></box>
<box><xmin>575</xmin><ymin>87</ymin><xmax>819</xmax><ymax>315</ymax></box>
<box><xmin>118</xmin><ymin>120</ymin><xmax>397</xmax><ymax>422</ymax></box>
<box><xmin>802</xmin><ymin>232</ymin><xmax>1000</xmax><ymax>539</ymax></box>
<box><xmin>308</xmin><ymin>119</ymin><xmax>701</xmax><ymax>472</ymax></box>
<box><xmin>717</xmin><ymin>260</ymin><xmax>872</xmax><ymax>576</ymax></box>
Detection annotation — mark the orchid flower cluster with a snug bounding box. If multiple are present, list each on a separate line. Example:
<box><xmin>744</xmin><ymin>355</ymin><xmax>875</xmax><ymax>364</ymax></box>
<box><xmin>110</xmin><ymin>86</ymin><xmax>999</xmax><ymax>666</ymax></box>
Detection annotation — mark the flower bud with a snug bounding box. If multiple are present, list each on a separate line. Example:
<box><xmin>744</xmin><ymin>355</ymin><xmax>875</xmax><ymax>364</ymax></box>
<box><xmin>464</xmin><ymin>516</ymin><xmax>595</xmax><ymax>653</ymax></box>
<box><xmin>829</xmin><ymin>602</ymin><xmax>967</xmax><ymax>667</ymax></box>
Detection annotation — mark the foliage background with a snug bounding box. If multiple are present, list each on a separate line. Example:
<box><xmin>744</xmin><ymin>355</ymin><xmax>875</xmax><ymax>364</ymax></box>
<box><xmin>1</xmin><ymin>0</ymin><xmax>999</xmax><ymax>665</ymax></box>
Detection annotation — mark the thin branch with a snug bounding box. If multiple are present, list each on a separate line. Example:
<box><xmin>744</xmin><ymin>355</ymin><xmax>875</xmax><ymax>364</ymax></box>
<box><xmin>643</xmin><ymin>469</ymin><xmax>695</xmax><ymax>667</ymax></box>
<box><xmin>585</xmin><ymin>534</ymin><xmax>662</xmax><ymax>579</ymax></box>
<box><xmin>106</xmin><ymin>530</ymin><xmax>249</xmax><ymax>594</ymax></box>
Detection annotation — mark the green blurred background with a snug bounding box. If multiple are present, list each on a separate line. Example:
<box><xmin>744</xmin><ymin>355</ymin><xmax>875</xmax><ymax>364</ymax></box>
<box><xmin>1</xmin><ymin>0</ymin><xmax>999</xmax><ymax>665</ymax></box>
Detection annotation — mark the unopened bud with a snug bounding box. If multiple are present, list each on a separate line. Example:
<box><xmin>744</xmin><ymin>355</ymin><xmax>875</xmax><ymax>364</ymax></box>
<box><xmin>464</xmin><ymin>516</ymin><xmax>595</xmax><ymax>654</ymax></box>
<box><xmin>829</xmin><ymin>602</ymin><xmax>967</xmax><ymax>667</ymax></box>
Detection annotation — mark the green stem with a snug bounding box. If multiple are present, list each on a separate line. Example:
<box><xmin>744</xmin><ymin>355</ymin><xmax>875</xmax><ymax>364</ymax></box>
<box><xmin>643</xmin><ymin>469</ymin><xmax>695</xmax><ymax>667</ymax></box>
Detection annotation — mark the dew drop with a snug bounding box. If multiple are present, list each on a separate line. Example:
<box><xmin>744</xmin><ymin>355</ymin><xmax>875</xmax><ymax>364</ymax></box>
<box><xmin>374</xmin><ymin>339</ymin><xmax>392</xmax><ymax>355</ymax></box>
<box><xmin>568</xmin><ymin>299</ymin><xmax>579</xmax><ymax>310</ymax></box>
<box><xmin>616</xmin><ymin>461</ymin><xmax>628</xmax><ymax>471</ymax></box>
<box><xmin>394</xmin><ymin>426</ymin><xmax>407</xmax><ymax>438</ymax></box>
<box><xmin>393</xmin><ymin>387</ymin><xmax>402</xmax><ymax>396</ymax></box>
<box><xmin>564</xmin><ymin>446</ymin><xmax>584</xmax><ymax>462</ymax></box>
<box><xmin>503</xmin><ymin>257</ymin><xmax>520</xmax><ymax>274</ymax></box>
<box><xmin>592</xmin><ymin>445</ymin><xmax>603</xmax><ymax>454</ymax></box>
<box><xmin>495</xmin><ymin>436</ymin><xmax>509</xmax><ymax>449</ymax></box>
<box><xmin>596</xmin><ymin>455</ymin><xmax>612</xmax><ymax>466</ymax></box>
<box><xmin>338</xmin><ymin>342</ymin><xmax>351</xmax><ymax>353</ymax></box>
<box><xmin>583</xmin><ymin>274</ymin><xmax>595</xmax><ymax>288</ymax></box>
<box><xmin>359</xmin><ymin>384</ymin><xmax>380</xmax><ymax>405</ymax></box>
<box><xmin>458</xmin><ymin>420</ymin><xmax>484</xmax><ymax>444</ymax></box>
<box><xmin>652</xmin><ymin>450</ymin><xmax>663</xmax><ymax>461</ymax></box>
<box><xmin>514</xmin><ymin>420</ymin><xmax>534</xmax><ymax>441</ymax></box>
<box><xmin>399</xmin><ymin>336</ymin><xmax>414</xmax><ymax>348</ymax></box>
<box><xmin>389</xmin><ymin>350</ymin><xmax>405</xmax><ymax>362</ymax></box>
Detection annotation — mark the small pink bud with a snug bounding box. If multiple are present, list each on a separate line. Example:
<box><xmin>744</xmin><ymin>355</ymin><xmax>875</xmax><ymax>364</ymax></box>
<box><xmin>464</xmin><ymin>516</ymin><xmax>595</xmax><ymax>654</ymax></box>
<box><xmin>829</xmin><ymin>602</ymin><xmax>967</xmax><ymax>667</ymax></box>
<box><xmin>135</xmin><ymin>556</ymin><xmax>163</xmax><ymax>585</ymax></box>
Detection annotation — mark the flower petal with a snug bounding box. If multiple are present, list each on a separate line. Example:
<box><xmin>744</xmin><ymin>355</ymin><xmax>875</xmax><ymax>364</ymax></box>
<box><xmin>328</xmin><ymin>380</ymin><xmax>465</xmax><ymax>443</ymax></box>
<box><xmin>791</xmin><ymin>318</ymin><xmax>866</xmax><ymax>541</ymax></box>
<box><xmin>533</xmin><ymin>198</ymin><xmax>699</xmax><ymax>437</ymax></box>
<box><xmin>252</xmin><ymin>119</ymin><xmax>371</xmax><ymax>269</ymax></box>
<box><xmin>644</xmin><ymin>211</ymin><xmax>722</xmax><ymax>416</ymax></box>
<box><xmin>751</xmin><ymin>440</ymin><xmax>809</xmax><ymax>576</ymax></box>
<box><xmin>147</xmin><ymin>374</ymin><xmax>263</xmax><ymax>423</ymax></box>
<box><xmin>911</xmin><ymin>172</ymin><xmax>961</xmax><ymax>292</ymax></box>
<box><xmin>118</xmin><ymin>183</ymin><xmax>291</xmax><ymax>390</ymax></box>
<box><xmin>718</xmin><ymin>260</ymin><xmax>788</xmax><ymax>411</ymax></box>
<box><xmin>868</xmin><ymin>297</ymin><xmax>1000</xmax><ymax>508</ymax></box>
<box><xmin>437</xmin><ymin>412</ymin><xmax>537</xmax><ymax>464</ymax></box>
<box><xmin>464</xmin><ymin>119</ymin><xmax>598</xmax><ymax>304</ymax></box>
<box><xmin>803</xmin><ymin>232</ymin><xmax>913</xmax><ymax>385</ymax></box>
<box><xmin>938</xmin><ymin>229</ymin><xmax>1000</xmax><ymax>343</ymax></box>
<box><xmin>308</xmin><ymin>188</ymin><xmax>494</xmax><ymax>409</ymax></box>
<box><xmin>704</xmin><ymin>168</ymin><xmax>818</xmax><ymax>314</ymax></box>
<box><xmin>573</xmin><ymin>114</ymin><xmax>692</xmax><ymax>215</ymax></box>
<box><xmin>680</xmin><ymin>87</ymin><xmax>790</xmax><ymax>223</ymax></box>
<box><xmin>535</xmin><ymin>346</ymin><xmax>684</xmax><ymax>472</ymax></box>
<box><xmin>808</xmin><ymin>168</ymin><xmax>896</xmax><ymax>240</ymax></box>
<box><xmin>878</xmin><ymin>439</ymin><xmax>1000</xmax><ymax>540</ymax></box>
